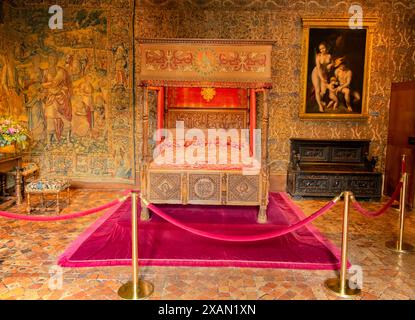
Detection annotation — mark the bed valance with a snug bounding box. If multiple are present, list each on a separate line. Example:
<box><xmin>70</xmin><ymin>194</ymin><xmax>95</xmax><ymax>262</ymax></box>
<box><xmin>139</xmin><ymin>38</ymin><xmax>273</xmax><ymax>88</ymax></box>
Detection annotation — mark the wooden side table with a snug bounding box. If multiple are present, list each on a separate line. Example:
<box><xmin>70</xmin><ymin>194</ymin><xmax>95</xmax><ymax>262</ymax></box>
<box><xmin>7</xmin><ymin>162</ymin><xmax>40</xmax><ymax>199</ymax></box>
<box><xmin>0</xmin><ymin>154</ymin><xmax>22</xmax><ymax>208</ymax></box>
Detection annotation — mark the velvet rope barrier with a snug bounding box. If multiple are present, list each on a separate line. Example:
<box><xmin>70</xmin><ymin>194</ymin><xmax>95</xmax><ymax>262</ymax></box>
<box><xmin>350</xmin><ymin>181</ymin><xmax>402</xmax><ymax>218</ymax></box>
<box><xmin>0</xmin><ymin>195</ymin><xmax>129</xmax><ymax>222</ymax></box>
<box><xmin>144</xmin><ymin>198</ymin><xmax>338</xmax><ymax>242</ymax></box>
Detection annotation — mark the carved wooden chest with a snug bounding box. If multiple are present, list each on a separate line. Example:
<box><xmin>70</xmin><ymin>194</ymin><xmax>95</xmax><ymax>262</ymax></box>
<box><xmin>148</xmin><ymin>170</ymin><xmax>261</xmax><ymax>206</ymax></box>
<box><xmin>286</xmin><ymin>139</ymin><xmax>382</xmax><ymax>200</ymax></box>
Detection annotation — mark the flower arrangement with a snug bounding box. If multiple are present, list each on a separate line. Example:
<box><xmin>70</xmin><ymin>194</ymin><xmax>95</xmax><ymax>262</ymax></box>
<box><xmin>0</xmin><ymin>118</ymin><xmax>30</xmax><ymax>151</ymax></box>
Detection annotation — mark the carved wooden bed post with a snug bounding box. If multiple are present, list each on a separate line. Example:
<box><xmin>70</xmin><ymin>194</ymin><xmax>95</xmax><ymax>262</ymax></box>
<box><xmin>258</xmin><ymin>88</ymin><xmax>270</xmax><ymax>223</ymax></box>
<box><xmin>140</xmin><ymin>86</ymin><xmax>150</xmax><ymax>220</ymax></box>
<box><xmin>141</xmin><ymin>86</ymin><xmax>165</xmax><ymax>220</ymax></box>
<box><xmin>156</xmin><ymin>86</ymin><xmax>165</xmax><ymax>143</ymax></box>
<box><xmin>249</xmin><ymin>89</ymin><xmax>256</xmax><ymax>157</ymax></box>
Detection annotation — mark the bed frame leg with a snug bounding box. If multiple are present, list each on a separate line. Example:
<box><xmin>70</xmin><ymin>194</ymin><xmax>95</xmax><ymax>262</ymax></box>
<box><xmin>140</xmin><ymin>200</ymin><xmax>150</xmax><ymax>221</ymax></box>
<box><xmin>257</xmin><ymin>205</ymin><xmax>267</xmax><ymax>224</ymax></box>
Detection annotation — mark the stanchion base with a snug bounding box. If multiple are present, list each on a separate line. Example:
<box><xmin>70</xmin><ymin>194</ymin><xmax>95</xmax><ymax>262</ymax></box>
<box><xmin>118</xmin><ymin>280</ymin><xmax>154</xmax><ymax>300</ymax></box>
<box><xmin>385</xmin><ymin>240</ymin><xmax>414</xmax><ymax>253</ymax></box>
<box><xmin>324</xmin><ymin>278</ymin><xmax>361</xmax><ymax>298</ymax></box>
<box><xmin>391</xmin><ymin>204</ymin><xmax>400</xmax><ymax>211</ymax></box>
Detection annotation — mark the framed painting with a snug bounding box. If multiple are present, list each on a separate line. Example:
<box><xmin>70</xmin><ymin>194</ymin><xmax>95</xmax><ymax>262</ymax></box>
<box><xmin>300</xmin><ymin>18</ymin><xmax>377</xmax><ymax>120</ymax></box>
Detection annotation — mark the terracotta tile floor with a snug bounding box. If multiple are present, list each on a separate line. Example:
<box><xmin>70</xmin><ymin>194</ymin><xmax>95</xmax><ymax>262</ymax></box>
<box><xmin>0</xmin><ymin>190</ymin><xmax>414</xmax><ymax>300</ymax></box>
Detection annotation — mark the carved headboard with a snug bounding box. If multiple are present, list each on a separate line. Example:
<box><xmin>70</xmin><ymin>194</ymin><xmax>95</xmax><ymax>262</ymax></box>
<box><xmin>167</xmin><ymin>109</ymin><xmax>247</xmax><ymax>129</ymax></box>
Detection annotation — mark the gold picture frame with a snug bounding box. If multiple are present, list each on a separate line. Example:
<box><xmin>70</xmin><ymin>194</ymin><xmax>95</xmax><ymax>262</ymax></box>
<box><xmin>300</xmin><ymin>18</ymin><xmax>377</xmax><ymax>120</ymax></box>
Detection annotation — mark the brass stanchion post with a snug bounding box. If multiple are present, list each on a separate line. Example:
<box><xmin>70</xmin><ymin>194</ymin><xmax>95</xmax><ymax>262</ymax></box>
<box><xmin>392</xmin><ymin>154</ymin><xmax>406</xmax><ymax>211</ymax></box>
<box><xmin>325</xmin><ymin>191</ymin><xmax>361</xmax><ymax>298</ymax></box>
<box><xmin>118</xmin><ymin>192</ymin><xmax>154</xmax><ymax>299</ymax></box>
<box><xmin>386</xmin><ymin>171</ymin><xmax>414</xmax><ymax>253</ymax></box>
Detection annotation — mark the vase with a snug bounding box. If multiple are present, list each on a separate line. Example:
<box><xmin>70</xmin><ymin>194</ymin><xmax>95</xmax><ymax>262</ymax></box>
<box><xmin>0</xmin><ymin>143</ymin><xmax>17</xmax><ymax>154</ymax></box>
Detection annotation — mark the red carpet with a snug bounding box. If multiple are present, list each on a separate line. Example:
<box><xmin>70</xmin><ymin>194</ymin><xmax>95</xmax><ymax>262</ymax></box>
<box><xmin>58</xmin><ymin>193</ymin><xmax>342</xmax><ymax>270</ymax></box>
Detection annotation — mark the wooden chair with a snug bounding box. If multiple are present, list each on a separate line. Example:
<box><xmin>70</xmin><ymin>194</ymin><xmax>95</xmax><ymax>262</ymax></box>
<box><xmin>25</xmin><ymin>178</ymin><xmax>70</xmax><ymax>214</ymax></box>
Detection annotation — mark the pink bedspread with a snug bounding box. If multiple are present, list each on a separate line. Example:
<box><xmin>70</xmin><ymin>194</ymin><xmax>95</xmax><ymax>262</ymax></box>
<box><xmin>151</xmin><ymin>140</ymin><xmax>257</xmax><ymax>170</ymax></box>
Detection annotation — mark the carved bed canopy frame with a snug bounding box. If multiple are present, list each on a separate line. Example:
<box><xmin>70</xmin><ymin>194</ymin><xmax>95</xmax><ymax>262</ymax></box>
<box><xmin>138</xmin><ymin>38</ymin><xmax>274</xmax><ymax>223</ymax></box>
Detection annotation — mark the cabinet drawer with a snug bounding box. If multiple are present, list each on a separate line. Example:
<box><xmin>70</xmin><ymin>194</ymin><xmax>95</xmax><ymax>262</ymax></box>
<box><xmin>296</xmin><ymin>174</ymin><xmax>330</xmax><ymax>194</ymax></box>
<box><xmin>347</xmin><ymin>175</ymin><xmax>381</xmax><ymax>196</ymax></box>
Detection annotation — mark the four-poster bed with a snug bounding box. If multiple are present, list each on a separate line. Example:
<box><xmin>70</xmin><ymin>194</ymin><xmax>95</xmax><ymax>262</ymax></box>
<box><xmin>138</xmin><ymin>39</ymin><xmax>273</xmax><ymax>223</ymax></box>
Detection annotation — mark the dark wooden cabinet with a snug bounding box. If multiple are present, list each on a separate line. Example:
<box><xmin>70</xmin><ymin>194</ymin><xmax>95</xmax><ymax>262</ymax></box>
<box><xmin>287</xmin><ymin>139</ymin><xmax>382</xmax><ymax>199</ymax></box>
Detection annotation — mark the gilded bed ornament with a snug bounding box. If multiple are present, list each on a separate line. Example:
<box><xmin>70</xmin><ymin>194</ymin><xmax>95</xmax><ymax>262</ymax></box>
<box><xmin>201</xmin><ymin>87</ymin><xmax>216</xmax><ymax>102</ymax></box>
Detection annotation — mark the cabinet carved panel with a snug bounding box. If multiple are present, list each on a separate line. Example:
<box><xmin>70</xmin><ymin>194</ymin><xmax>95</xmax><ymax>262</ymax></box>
<box><xmin>149</xmin><ymin>172</ymin><xmax>182</xmax><ymax>202</ymax></box>
<box><xmin>331</xmin><ymin>148</ymin><xmax>362</xmax><ymax>163</ymax></box>
<box><xmin>228</xmin><ymin>174</ymin><xmax>260</xmax><ymax>203</ymax></box>
<box><xmin>299</xmin><ymin>147</ymin><xmax>329</xmax><ymax>162</ymax></box>
<box><xmin>188</xmin><ymin>173</ymin><xmax>221</xmax><ymax>203</ymax></box>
